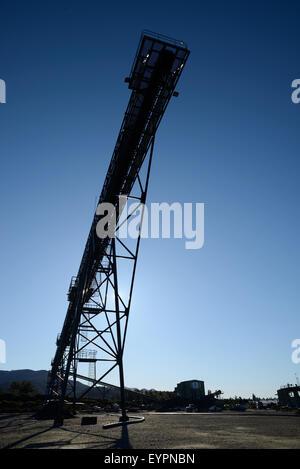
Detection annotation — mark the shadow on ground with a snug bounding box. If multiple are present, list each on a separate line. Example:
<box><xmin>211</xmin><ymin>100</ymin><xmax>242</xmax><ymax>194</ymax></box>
<box><xmin>3</xmin><ymin>421</ymin><xmax>132</xmax><ymax>449</ymax></box>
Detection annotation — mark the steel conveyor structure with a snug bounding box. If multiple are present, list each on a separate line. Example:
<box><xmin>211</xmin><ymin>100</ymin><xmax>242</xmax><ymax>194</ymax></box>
<box><xmin>46</xmin><ymin>30</ymin><xmax>190</xmax><ymax>425</ymax></box>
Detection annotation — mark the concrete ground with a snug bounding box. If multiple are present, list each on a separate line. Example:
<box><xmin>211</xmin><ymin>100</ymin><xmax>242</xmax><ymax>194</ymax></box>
<box><xmin>0</xmin><ymin>410</ymin><xmax>300</xmax><ymax>449</ymax></box>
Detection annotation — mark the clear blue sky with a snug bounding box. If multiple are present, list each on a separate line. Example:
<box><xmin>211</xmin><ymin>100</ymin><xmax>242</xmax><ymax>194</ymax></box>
<box><xmin>0</xmin><ymin>0</ymin><xmax>299</xmax><ymax>398</ymax></box>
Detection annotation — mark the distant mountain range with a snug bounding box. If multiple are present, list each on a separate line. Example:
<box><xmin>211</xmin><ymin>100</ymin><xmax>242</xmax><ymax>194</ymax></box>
<box><xmin>0</xmin><ymin>369</ymin><xmax>49</xmax><ymax>394</ymax></box>
<box><xmin>0</xmin><ymin>369</ymin><xmax>156</xmax><ymax>398</ymax></box>
<box><xmin>0</xmin><ymin>369</ymin><xmax>116</xmax><ymax>397</ymax></box>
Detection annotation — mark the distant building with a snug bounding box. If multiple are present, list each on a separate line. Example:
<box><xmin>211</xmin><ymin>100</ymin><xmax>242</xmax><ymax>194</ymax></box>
<box><xmin>277</xmin><ymin>384</ymin><xmax>300</xmax><ymax>407</ymax></box>
<box><xmin>174</xmin><ymin>380</ymin><xmax>205</xmax><ymax>401</ymax></box>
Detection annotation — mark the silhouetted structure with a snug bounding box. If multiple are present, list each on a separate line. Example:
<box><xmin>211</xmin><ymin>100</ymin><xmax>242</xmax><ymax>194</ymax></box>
<box><xmin>175</xmin><ymin>380</ymin><xmax>205</xmax><ymax>401</ymax></box>
<box><xmin>46</xmin><ymin>31</ymin><xmax>190</xmax><ymax>425</ymax></box>
<box><xmin>277</xmin><ymin>384</ymin><xmax>300</xmax><ymax>407</ymax></box>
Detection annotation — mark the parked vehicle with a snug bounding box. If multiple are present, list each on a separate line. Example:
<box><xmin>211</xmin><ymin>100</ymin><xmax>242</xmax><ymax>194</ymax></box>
<box><xmin>92</xmin><ymin>406</ymin><xmax>101</xmax><ymax>412</ymax></box>
<box><xmin>185</xmin><ymin>404</ymin><xmax>197</xmax><ymax>412</ymax></box>
<box><xmin>209</xmin><ymin>405</ymin><xmax>222</xmax><ymax>412</ymax></box>
<box><xmin>232</xmin><ymin>404</ymin><xmax>246</xmax><ymax>411</ymax></box>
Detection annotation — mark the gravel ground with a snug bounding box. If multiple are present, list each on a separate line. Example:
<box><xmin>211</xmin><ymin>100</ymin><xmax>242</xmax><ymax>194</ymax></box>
<box><xmin>0</xmin><ymin>410</ymin><xmax>300</xmax><ymax>449</ymax></box>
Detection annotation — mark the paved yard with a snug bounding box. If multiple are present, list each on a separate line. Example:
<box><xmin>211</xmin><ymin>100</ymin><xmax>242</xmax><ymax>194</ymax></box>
<box><xmin>1</xmin><ymin>410</ymin><xmax>300</xmax><ymax>449</ymax></box>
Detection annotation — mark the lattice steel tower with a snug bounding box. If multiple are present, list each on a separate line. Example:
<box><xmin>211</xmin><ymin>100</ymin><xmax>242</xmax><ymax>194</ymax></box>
<box><xmin>46</xmin><ymin>31</ymin><xmax>190</xmax><ymax>425</ymax></box>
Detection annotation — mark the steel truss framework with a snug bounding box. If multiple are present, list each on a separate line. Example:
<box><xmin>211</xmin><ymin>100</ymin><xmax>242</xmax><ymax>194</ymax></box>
<box><xmin>46</xmin><ymin>30</ymin><xmax>190</xmax><ymax>425</ymax></box>
<box><xmin>65</xmin><ymin>138</ymin><xmax>154</xmax><ymax>422</ymax></box>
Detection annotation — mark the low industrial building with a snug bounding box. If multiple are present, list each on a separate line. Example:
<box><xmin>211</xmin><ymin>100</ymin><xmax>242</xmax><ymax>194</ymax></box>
<box><xmin>174</xmin><ymin>380</ymin><xmax>205</xmax><ymax>401</ymax></box>
<box><xmin>277</xmin><ymin>384</ymin><xmax>300</xmax><ymax>407</ymax></box>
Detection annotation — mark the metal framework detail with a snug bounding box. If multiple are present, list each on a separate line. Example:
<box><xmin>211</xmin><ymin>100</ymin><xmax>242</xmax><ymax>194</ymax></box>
<box><xmin>46</xmin><ymin>31</ymin><xmax>190</xmax><ymax>425</ymax></box>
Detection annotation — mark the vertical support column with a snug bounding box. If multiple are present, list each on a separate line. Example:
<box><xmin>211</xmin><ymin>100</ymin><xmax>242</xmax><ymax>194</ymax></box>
<box><xmin>111</xmin><ymin>135</ymin><xmax>155</xmax><ymax>423</ymax></box>
<box><xmin>72</xmin><ymin>337</ymin><xmax>78</xmax><ymax>415</ymax></box>
<box><xmin>112</xmin><ymin>236</ymin><xmax>128</xmax><ymax>422</ymax></box>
